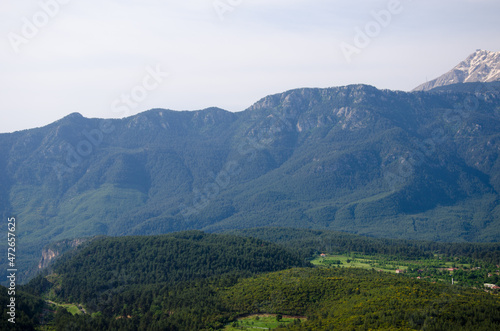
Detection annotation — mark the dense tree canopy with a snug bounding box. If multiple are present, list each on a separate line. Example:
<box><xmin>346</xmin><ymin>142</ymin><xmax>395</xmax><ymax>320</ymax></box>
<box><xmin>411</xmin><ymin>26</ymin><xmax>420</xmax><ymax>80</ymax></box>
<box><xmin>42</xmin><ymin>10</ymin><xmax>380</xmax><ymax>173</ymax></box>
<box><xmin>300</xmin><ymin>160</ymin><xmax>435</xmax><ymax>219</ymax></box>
<box><xmin>8</xmin><ymin>229</ymin><xmax>500</xmax><ymax>330</ymax></box>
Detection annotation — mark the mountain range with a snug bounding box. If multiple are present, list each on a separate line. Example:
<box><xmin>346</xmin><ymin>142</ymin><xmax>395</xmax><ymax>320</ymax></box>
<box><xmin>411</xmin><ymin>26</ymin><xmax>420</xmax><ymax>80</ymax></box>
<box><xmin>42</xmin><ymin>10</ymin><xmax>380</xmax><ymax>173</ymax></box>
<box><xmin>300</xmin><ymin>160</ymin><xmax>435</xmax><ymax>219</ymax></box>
<box><xmin>1</xmin><ymin>51</ymin><xmax>500</xmax><ymax>280</ymax></box>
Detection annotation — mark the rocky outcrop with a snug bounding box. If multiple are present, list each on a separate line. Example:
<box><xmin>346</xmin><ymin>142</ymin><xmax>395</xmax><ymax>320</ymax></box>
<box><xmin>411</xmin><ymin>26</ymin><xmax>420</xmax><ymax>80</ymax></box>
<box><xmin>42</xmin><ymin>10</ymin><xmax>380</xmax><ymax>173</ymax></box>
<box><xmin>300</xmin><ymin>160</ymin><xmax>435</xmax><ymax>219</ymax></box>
<box><xmin>38</xmin><ymin>238</ymin><xmax>88</xmax><ymax>269</ymax></box>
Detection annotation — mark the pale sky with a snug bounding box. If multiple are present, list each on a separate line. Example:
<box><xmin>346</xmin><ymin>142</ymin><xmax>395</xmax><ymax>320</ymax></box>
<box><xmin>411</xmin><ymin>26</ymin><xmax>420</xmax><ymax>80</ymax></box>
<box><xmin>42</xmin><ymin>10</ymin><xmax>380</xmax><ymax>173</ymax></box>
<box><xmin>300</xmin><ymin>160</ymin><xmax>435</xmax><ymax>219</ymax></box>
<box><xmin>1</xmin><ymin>0</ymin><xmax>499</xmax><ymax>133</ymax></box>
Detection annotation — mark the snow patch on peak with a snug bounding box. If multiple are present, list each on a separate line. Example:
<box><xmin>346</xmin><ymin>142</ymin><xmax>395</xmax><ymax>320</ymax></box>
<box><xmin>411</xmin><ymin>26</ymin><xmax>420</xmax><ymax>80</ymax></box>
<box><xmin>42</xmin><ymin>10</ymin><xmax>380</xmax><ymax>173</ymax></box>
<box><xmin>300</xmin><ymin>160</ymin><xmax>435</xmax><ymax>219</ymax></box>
<box><xmin>413</xmin><ymin>50</ymin><xmax>500</xmax><ymax>91</ymax></box>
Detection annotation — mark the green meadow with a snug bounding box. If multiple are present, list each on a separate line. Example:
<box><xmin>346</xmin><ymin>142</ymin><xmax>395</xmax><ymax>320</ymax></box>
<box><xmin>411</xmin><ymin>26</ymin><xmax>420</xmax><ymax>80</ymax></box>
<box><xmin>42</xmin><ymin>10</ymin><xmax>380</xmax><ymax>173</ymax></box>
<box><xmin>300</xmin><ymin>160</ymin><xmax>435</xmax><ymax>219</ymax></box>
<box><xmin>311</xmin><ymin>254</ymin><xmax>408</xmax><ymax>273</ymax></box>
<box><xmin>223</xmin><ymin>314</ymin><xmax>304</xmax><ymax>330</ymax></box>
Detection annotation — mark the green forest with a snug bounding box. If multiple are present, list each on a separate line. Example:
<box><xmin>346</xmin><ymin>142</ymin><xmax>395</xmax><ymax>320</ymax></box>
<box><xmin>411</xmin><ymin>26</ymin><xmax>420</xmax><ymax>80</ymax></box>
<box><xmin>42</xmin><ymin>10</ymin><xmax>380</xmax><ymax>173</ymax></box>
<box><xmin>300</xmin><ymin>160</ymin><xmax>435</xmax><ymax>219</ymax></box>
<box><xmin>1</xmin><ymin>229</ymin><xmax>500</xmax><ymax>330</ymax></box>
<box><xmin>227</xmin><ymin>228</ymin><xmax>500</xmax><ymax>264</ymax></box>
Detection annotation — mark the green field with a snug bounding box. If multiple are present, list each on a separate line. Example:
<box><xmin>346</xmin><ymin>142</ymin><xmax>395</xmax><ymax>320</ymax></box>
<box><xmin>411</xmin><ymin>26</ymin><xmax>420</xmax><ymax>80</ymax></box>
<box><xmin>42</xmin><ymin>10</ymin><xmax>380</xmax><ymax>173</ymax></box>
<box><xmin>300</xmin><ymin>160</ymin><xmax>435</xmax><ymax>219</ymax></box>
<box><xmin>311</xmin><ymin>254</ymin><xmax>408</xmax><ymax>273</ymax></box>
<box><xmin>223</xmin><ymin>314</ymin><xmax>304</xmax><ymax>330</ymax></box>
<box><xmin>309</xmin><ymin>252</ymin><xmax>498</xmax><ymax>289</ymax></box>
<box><xmin>46</xmin><ymin>300</ymin><xmax>83</xmax><ymax>316</ymax></box>
<box><xmin>60</xmin><ymin>303</ymin><xmax>83</xmax><ymax>315</ymax></box>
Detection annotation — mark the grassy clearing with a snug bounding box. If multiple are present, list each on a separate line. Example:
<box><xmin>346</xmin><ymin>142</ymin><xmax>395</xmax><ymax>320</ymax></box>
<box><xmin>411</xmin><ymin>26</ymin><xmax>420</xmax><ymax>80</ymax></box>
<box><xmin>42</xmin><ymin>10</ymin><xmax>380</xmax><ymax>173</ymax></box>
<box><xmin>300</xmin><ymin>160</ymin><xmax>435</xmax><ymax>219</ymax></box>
<box><xmin>444</xmin><ymin>261</ymin><xmax>471</xmax><ymax>268</ymax></box>
<box><xmin>223</xmin><ymin>314</ymin><xmax>305</xmax><ymax>330</ymax></box>
<box><xmin>43</xmin><ymin>275</ymin><xmax>85</xmax><ymax>316</ymax></box>
<box><xmin>61</xmin><ymin>303</ymin><xmax>82</xmax><ymax>315</ymax></box>
<box><xmin>311</xmin><ymin>254</ymin><xmax>408</xmax><ymax>273</ymax></box>
<box><xmin>46</xmin><ymin>300</ymin><xmax>83</xmax><ymax>316</ymax></box>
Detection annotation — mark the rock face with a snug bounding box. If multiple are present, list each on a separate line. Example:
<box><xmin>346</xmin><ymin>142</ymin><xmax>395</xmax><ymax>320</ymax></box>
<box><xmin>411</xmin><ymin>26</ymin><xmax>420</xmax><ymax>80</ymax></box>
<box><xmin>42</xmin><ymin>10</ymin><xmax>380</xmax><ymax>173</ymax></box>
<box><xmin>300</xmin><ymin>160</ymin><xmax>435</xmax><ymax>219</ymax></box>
<box><xmin>38</xmin><ymin>249</ymin><xmax>58</xmax><ymax>269</ymax></box>
<box><xmin>38</xmin><ymin>238</ymin><xmax>88</xmax><ymax>269</ymax></box>
<box><xmin>413</xmin><ymin>50</ymin><xmax>500</xmax><ymax>91</ymax></box>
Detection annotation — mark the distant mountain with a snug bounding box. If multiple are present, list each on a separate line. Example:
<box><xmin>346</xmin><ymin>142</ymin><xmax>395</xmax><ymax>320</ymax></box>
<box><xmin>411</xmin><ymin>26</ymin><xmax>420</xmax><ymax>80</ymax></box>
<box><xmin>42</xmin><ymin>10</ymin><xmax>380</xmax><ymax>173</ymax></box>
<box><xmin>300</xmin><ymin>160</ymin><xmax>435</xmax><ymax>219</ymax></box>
<box><xmin>413</xmin><ymin>50</ymin><xmax>500</xmax><ymax>91</ymax></box>
<box><xmin>1</xmin><ymin>83</ymin><xmax>500</xmax><ymax>281</ymax></box>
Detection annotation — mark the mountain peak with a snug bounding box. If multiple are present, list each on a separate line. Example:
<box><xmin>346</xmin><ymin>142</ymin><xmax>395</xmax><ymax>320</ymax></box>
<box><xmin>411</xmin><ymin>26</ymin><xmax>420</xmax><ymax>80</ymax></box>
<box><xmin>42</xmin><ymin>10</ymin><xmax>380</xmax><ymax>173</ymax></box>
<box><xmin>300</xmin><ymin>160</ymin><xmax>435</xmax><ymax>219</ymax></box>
<box><xmin>413</xmin><ymin>49</ymin><xmax>500</xmax><ymax>91</ymax></box>
<box><xmin>64</xmin><ymin>112</ymin><xmax>84</xmax><ymax>119</ymax></box>
<box><xmin>57</xmin><ymin>112</ymin><xmax>85</xmax><ymax>123</ymax></box>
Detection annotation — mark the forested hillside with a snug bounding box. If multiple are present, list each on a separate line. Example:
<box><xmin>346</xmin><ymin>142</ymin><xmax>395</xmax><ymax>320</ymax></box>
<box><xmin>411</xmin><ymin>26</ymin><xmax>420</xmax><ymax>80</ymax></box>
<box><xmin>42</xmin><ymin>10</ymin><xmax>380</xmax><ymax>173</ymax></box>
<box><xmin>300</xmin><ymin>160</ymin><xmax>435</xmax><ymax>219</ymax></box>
<box><xmin>9</xmin><ymin>230</ymin><xmax>500</xmax><ymax>331</ymax></box>
<box><xmin>24</xmin><ymin>232</ymin><xmax>308</xmax><ymax>306</ymax></box>
<box><xmin>227</xmin><ymin>228</ymin><xmax>500</xmax><ymax>263</ymax></box>
<box><xmin>0</xmin><ymin>286</ymin><xmax>44</xmax><ymax>330</ymax></box>
<box><xmin>17</xmin><ymin>270</ymin><xmax>500</xmax><ymax>330</ymax></box>
<box><xmin>223</xmin><ymin>268</ymin><xmax>500</xmax><ymax>330</ymax></box>
<box><xmin>1</xmin><ymin>82</ymin><xmax>500</xmax><ymax>281</ymax></box>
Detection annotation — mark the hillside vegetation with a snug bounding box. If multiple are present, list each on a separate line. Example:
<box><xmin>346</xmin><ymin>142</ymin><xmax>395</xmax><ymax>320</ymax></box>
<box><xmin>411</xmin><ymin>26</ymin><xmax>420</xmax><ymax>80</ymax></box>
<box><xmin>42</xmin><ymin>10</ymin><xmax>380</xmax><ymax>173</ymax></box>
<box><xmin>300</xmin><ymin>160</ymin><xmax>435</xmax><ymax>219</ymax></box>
<box><xmin>4</xmin><ymin>229</ymin><xmax>498</xmax><ymax>330</ymax></box>
<box><xmin>24</xmin><ymin>231</ymin><xmax>309</xmax><ymax>306</ymax></box>
<box><xmin>226</xmin><ymin>228</ymin><xmax>500</xmax><ymax>263</ymax></box>
<box><xmin>1</xmin><ymin>83</ymin><xmax>500</xmax><ymax>280</ymax></box>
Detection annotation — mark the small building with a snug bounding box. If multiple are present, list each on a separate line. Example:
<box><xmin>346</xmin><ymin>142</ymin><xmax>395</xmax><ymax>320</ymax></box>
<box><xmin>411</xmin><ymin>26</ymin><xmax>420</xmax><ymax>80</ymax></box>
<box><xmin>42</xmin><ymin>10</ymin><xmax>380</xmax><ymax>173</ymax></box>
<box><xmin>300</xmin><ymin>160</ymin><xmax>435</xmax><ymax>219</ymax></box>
<box><xmin>320</xmin><ymin>253</ymin><xmax>327</xmax><ymax>257</ymax></box>
<box><xmin>395</xmin><ymin>269</ymin><xmax>405</xmax><ymax>274</ymax></box>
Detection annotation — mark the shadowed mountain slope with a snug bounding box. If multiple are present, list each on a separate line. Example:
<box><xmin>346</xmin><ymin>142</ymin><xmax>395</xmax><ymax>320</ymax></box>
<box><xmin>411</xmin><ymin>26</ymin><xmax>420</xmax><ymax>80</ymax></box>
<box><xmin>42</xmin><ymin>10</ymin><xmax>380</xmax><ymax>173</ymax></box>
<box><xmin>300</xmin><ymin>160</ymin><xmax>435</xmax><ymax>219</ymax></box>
<box><xmin>1</xmin><ymin>83</ymin><xmax>500</xmax><ymax>280</ymax></box>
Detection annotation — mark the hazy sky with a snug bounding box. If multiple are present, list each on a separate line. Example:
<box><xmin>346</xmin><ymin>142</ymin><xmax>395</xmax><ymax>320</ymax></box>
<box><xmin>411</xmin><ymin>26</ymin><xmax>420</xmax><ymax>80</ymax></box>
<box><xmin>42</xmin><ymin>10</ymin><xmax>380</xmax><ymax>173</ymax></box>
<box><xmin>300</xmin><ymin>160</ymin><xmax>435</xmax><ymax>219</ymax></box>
<box><xmin>1</xmin><ymin>0</ymin><xmax>499</xmax><ymax>133</ymax></box>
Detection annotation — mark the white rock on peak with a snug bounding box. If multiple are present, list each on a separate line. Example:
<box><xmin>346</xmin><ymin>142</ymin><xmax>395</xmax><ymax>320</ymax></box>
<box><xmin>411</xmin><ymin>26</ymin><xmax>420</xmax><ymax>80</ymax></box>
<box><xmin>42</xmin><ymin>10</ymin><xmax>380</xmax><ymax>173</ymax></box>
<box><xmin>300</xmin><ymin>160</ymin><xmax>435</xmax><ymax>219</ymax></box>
<box><xmin>413</xmin><ymin>49</ymin><xmax>500</xmax><ymax>91</ymax></box>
